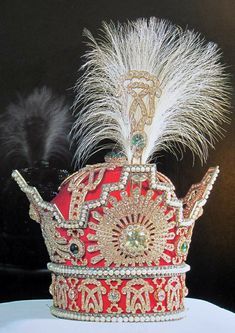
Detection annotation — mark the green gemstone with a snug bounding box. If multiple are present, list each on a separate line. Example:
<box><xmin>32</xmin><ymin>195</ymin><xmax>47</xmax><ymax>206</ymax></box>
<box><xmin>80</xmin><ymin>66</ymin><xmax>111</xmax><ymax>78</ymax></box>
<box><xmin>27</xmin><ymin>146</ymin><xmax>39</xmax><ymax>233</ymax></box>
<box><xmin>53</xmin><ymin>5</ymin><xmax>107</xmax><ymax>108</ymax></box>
<box><xmin>116</xmin><ymin>151</ymin><xmax>125</xmax><ymax>158</ymax></box>
<box><xmin>105</xmin><ymin>151</ymin><xmax>125</xmax><ymax>159</ymax></box>
<box><xmin>105</xmin><ymin>151</ymin><xmax>115</xmax><ymax>158</ymax></box>
<box><xmin>131</xmin><ymin>133</ymin><xmax>145</xmax><ymax>148</ymax></box>
<box><xmin>181</xmin><ymin>242</ymin><xmax>188</xmax><ymax>254</ymax></box>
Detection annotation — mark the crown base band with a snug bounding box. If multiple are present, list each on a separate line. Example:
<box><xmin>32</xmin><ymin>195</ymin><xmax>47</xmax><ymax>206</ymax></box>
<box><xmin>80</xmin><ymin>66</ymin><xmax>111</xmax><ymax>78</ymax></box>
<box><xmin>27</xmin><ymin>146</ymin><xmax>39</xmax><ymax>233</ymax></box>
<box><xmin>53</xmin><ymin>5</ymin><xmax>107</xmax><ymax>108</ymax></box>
<box><xmin>50</xmin><ymin>306</ymin><xmax>185</xmax><ymax>322</ymax></box>
<box><xmin>49</xmin><ymin>272</ymin><xmax>188</xmax><ymax>319</ymax></box>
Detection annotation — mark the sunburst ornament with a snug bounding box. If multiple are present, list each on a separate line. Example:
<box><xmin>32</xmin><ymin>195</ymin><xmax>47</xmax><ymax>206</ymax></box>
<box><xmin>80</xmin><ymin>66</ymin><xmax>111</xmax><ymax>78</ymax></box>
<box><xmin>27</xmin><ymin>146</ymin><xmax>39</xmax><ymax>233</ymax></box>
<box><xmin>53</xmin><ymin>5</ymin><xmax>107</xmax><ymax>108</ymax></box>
<box><xmin>87</xmin><ymin>188</ymin><xmax>175</xmax><ymax>266</ymax></box>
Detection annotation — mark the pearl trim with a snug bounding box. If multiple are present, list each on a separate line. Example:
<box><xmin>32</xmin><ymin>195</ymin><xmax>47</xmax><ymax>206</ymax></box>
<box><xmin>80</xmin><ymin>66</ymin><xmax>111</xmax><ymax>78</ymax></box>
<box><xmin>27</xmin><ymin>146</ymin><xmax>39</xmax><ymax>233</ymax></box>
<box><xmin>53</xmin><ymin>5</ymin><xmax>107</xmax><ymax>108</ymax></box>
<box><xmin>47</xmin><ymin>262</ymin><xmax>190</xmax><ymax>278</ymax></box>
<box><xmin>50</xmin><ymin>306</ymin><xmax>185</xmax><ymax>322</ymax></box>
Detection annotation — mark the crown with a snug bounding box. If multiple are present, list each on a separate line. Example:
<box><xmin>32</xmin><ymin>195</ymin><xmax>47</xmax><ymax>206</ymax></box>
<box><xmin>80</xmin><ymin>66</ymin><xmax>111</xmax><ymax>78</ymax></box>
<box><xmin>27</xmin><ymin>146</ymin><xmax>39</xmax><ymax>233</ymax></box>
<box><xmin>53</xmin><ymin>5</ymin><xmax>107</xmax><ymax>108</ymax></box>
<box><xmin>12</xmin><ymin>17</ymin><xmax>230</xmax><ymax>322</ymax></box>
<box><xmin>12</xmin><ymin>163</ymin><xmax>219</xmax><ymax>322</ymax></box>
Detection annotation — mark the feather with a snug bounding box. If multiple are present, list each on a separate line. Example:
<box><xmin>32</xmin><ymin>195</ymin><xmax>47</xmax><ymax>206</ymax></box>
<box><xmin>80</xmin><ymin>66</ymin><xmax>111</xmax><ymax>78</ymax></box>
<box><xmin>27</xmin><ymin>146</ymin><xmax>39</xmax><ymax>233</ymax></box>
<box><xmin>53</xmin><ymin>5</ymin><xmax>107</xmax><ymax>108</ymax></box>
<box><xmin>72</xmin><ymin>17</ymin><xmax>230</xmax><ymax>167</ymax></box>
<box><xmin>0</xmin><ymin>86</ymin><xmax>72</xmax><ymax>169</ymax></box>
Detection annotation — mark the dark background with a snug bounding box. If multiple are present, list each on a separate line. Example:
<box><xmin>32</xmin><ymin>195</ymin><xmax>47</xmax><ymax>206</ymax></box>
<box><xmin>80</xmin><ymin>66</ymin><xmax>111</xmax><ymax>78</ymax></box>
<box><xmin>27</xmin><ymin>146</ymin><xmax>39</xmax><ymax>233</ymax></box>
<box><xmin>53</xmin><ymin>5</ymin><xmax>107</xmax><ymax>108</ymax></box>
<box><xmin>0</xmin><ymin>0</ymin><xmax>234</xmax><ymax>311</ymax></box>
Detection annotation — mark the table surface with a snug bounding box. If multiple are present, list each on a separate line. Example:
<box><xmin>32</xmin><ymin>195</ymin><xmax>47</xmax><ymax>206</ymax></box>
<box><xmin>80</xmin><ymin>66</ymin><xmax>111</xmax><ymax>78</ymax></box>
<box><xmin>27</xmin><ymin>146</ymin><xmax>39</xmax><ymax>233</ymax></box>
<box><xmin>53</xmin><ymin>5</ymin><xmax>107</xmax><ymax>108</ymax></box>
<box><xmin>0</xmin><ymin>298</ymin><xmax>234</xmax><ymax>333</ymax></box>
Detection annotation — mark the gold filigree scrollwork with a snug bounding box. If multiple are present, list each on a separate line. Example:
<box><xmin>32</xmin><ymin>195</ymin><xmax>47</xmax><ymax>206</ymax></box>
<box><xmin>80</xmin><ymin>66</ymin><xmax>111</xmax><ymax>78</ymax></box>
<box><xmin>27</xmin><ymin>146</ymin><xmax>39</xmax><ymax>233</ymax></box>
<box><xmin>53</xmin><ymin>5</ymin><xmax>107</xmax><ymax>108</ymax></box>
<box><xmin>67</xmin><ymin>277</ymin><xmax>80</xmax><ymax>311</ymax></box>
<box><xmin>153</xmin><ymin>278</ymin><xmax>166</xmax><ymax>313</ymax></box>
<box><xmin>165</xmin><ymin>277</ymin><xmax>181</xmax><ymax>311</ymax></box>
<box><xmin>122</xmin><ymin>279</ymin><xmax>154</xmax><ymax>314</ymax></box>
<box><xmin>41</xmin><ymin>217</ymin><xmax>68</xmax><ymax>263</ymax></box>
<box><xmin>173</xmin><ymin>226</ymin><xmax>193</xmax><ymax>265</ymax></box>
<box><xmin>49</xmin><ymin>273</ymin><xmax>56</xmax><ymax>298</ymax></box>
<box><xmin>119</xmin><ymin>70</ymin><xmax>161</xmax><ymax>161</ymax></box>
<box><xmin>77</xmin><ymin>279</ymin><xmax>106</xmax><ymax>313</ymax></box>
<box><xmin>106</xmin><ymin>279</ymin><xmax>123</xmax><ymax>314</ymax></box>
<box><xmin>179</xmin><ymin>274</ymin><xmax>188</xmax><ymax>309</ymax></box>
<box><xmin>41</xmin><ymin>218</ymin><xmax>86</xmax><ymax>265</ymax></box>
<box><xmin>88</xmin><ymin>187</ymin><xmax>175</xmax><ymax>266</ymax></box>
<box><xmin>68</xmin><ymin>165</ymin><xmax>108</xmax><ymax>221</ymax></box>
<box><xmin>29</xmin><ymin>204</ymin><xmax>40</xmax><ymax>222</ymax></box>
<box><xmin>52</xmin><ymin>275</ymin><xmax>69</xmax><ymax>310</ymax></box>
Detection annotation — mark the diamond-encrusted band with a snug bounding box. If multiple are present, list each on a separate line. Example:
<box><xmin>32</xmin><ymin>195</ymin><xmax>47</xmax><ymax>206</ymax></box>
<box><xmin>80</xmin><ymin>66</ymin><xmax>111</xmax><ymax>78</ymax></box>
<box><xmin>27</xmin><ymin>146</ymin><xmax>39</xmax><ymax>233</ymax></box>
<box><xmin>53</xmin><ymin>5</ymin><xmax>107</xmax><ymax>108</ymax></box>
<box><xmin>47</xmin><ymin>262</ymin><xmax>190</xmax><ymax>278</ymax></box>
<box><xmin>50</xmin><ymin>306</ymin><xmax>185</xmax><ymax>322</ymax></box>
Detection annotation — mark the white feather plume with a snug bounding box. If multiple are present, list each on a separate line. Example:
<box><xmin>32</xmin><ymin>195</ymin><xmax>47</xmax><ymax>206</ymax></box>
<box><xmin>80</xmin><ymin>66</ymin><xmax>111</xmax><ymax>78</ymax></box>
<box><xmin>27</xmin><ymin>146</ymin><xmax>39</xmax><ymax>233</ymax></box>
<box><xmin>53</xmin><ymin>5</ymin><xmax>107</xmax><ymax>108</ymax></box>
<box><xmin>72</xmin><ymin>17</ymin><xmax>230</xmax><ymax>166</ymax></box>
<box><xmin>0</xmin><ymin>87</ymin><xmax>72</xmax><ymax>168</ymax></box>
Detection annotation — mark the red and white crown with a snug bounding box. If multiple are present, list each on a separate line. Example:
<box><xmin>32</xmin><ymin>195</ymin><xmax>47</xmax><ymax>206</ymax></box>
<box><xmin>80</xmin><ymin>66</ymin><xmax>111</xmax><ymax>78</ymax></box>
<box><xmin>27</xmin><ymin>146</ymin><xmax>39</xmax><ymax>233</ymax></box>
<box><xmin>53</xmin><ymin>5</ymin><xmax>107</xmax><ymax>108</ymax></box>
<box><xmin>12</xmin><ymin>17</ymin><xmax>229</xmax><ymax>322</ymax></box>
<box><xmin>12</xmin><ymin>162</ymin><xmax>218</xmax><ymax>322</ymax></box>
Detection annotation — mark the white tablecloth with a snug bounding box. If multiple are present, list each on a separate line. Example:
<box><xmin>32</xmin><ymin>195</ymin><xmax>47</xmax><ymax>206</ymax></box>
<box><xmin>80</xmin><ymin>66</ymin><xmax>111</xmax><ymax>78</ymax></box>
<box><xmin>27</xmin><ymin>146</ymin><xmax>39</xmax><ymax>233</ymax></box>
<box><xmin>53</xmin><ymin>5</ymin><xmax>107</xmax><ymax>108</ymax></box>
<box><xmin>0</xmin><ymin>298</ymin><xmax>234</xmax><ymax>332</ymax></box>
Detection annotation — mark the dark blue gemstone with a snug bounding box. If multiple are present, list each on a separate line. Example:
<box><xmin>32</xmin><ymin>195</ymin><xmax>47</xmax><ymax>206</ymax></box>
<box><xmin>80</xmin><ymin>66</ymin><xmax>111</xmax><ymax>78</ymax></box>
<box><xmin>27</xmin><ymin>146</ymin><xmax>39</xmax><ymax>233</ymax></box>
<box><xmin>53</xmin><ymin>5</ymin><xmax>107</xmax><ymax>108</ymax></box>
<box><xmin>70</xmin><ymin>243</ymin><xmax>79</xmax><ymax>255</ymax></box>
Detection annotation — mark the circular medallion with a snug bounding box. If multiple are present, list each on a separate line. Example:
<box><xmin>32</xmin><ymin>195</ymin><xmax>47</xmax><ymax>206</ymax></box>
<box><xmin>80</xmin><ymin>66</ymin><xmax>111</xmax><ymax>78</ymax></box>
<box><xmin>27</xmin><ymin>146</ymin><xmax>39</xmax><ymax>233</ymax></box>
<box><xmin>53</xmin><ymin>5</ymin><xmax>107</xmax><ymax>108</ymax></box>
<box><xmin>88</xmin><ymin>188</ymin><xmax>176</xmax><ymax>266</ymax></box>
<box><xmin>119</xmin><ymin>224</ymin><xmax>150</xmax><ymax>257</ymax></box>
